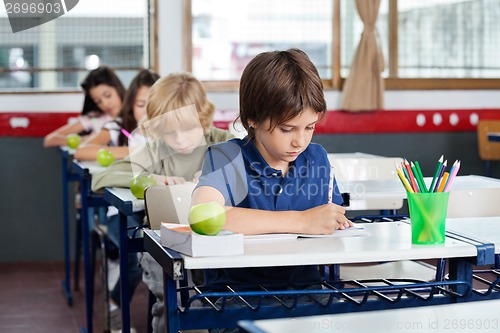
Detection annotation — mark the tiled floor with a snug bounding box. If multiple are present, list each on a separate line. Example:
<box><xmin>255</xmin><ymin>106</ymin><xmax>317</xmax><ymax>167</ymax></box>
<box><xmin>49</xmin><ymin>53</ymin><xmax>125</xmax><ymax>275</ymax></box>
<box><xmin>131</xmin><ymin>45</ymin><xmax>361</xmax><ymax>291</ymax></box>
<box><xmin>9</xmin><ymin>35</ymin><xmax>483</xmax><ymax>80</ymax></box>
<box><xmin>0</xmin><ymin>261</ymin><xmax>149</xmax><ymax>333</ymax></box>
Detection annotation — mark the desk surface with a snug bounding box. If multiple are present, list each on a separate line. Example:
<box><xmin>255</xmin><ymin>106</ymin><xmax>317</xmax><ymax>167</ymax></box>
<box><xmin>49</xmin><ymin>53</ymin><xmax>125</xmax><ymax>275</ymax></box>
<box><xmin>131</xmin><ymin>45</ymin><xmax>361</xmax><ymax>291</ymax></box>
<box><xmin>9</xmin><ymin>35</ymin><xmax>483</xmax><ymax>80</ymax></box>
<box><xmin>148</xmin><ymin>222</ymin><xmax>478</xmax><ymax>270</ymax></box>
<box><xmin>239</xmin><ymin>298</ymin><xmax>500</xmax><ymax>333</ymax></box>
<box><xmin>447</xmin><ymin>217</ymin><xmax>500</xmax><ymax>253</ymax></box>
<box><xmin>72</xmin><ymin>160</ymin><xmax>107</xmax><ymax>175</ymax></box>
<box><xmin>104</xmin><ymin>187</ymin><xmax>145</xmax><ymax>213</ymax></box>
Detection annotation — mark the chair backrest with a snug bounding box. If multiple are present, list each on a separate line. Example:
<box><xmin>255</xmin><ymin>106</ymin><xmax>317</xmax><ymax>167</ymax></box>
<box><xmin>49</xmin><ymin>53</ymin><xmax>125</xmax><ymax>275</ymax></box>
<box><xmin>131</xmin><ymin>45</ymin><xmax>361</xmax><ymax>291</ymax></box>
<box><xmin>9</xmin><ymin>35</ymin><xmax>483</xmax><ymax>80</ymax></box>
<box><xmin>329</xmin><ymin>156</ymin><xmax>405</xmax><ymax>211</ymax></box>
<box><xmin>144</xmin><ymin>183</ymin><xmax>195</xmax><ymax>230</ymax></box>
<box><xmin>477</xmin><ymin>120</ymin><xmax>500</xmax><ymax>161</ymax></box>
<box><xmin>448</xmin><ymin>188</ymin><xmax>500</xmax><ymax>218</ymax></box>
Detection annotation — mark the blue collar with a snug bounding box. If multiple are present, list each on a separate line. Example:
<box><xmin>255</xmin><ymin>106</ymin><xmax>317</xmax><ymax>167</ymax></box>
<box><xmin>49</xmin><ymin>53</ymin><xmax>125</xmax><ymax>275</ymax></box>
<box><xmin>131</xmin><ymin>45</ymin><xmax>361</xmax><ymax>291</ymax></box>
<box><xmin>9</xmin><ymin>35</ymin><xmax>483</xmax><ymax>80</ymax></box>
<box><xmin>242</xmin><ymin>137</ymin><xmax>309</xmax><ymax>178</ymax></box>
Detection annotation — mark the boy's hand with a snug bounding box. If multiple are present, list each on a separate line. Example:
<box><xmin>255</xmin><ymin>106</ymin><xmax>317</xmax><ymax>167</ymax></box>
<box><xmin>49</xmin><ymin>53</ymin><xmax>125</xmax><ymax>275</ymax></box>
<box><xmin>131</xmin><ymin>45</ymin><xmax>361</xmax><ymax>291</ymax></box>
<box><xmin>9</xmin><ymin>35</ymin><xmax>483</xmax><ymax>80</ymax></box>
<box><xmin>301</xmin><ymin>204</ymin><xmax>353</xmax><ymax>235</ymax></box>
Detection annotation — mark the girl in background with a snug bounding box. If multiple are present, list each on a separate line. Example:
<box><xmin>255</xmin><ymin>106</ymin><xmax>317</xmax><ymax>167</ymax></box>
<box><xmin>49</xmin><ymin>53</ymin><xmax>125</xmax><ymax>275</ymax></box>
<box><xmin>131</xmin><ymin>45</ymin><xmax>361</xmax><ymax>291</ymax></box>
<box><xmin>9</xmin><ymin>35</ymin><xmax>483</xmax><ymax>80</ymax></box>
<box><xmin>43</xmin><ymin>66</ymin><xmax>125</xmax><ymax>148</ymax></box>
<box><xmin>74</xmin><ymin>69</ymin><xmax>160</xmax><ymax>160</ymax></box>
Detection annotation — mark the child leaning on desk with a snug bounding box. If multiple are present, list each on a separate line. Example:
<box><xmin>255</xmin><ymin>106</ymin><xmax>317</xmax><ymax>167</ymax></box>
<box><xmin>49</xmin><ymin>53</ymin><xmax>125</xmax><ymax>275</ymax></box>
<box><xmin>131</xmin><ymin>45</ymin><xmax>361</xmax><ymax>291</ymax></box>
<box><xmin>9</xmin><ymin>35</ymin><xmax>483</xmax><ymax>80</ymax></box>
<box><xmin>74</xmin><ymin>69</ymin><xmax>160</xmax><ymax>161</ymax></box>
<box><xmin>91</xmin><ymin>72</ymin><xmax>234</xmax><ymax>333</ymax></box>
<box><xmin>43</xmin><ymin>66</ymin><xmax>126</xmax><ymax>148</ymax></box>
<box><xmin>191</xmin><ymin>49</ymin><xmax>352</xmax><ymax>322</ymax></box>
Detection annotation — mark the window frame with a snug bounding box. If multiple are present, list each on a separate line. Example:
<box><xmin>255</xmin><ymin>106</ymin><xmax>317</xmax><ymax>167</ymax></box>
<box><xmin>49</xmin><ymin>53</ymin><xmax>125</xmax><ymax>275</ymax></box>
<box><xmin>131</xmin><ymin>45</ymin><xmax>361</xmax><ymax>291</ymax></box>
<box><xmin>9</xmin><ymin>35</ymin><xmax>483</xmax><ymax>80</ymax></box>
<box><xmin>184</xmin><ymin>0</ymin><xmax>500</xmax><ymax>91</ymax></box>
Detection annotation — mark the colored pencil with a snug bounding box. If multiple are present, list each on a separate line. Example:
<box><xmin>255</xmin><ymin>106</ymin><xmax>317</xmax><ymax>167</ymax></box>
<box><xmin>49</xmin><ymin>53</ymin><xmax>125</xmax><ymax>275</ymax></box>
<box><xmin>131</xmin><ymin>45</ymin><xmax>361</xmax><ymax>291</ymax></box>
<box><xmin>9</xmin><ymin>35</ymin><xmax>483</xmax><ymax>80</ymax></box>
<box><xmin>432</xmin><ymin>159</ymin><xmax>447</xmax><ymax>192</ymax></box>
<box><xmin>121</xmin><ymin>128</ymin><xmax>132</xmax><ymax>138</ymax></box>
<box><xmin>395</xmin><ymin>163</ymin><xmax>414</xmax><ymax>193</ymax></box>
<box><xmin>437</xmin><ymin>172</ymin><xmax>449</xmax><ymax>192</ymax></box>
<box><xmin>413</xmin><ymin>161</ymin><xmax>428</xmax><ymax>193</ymax></box>
<box><xmin>444</xmin><ymin>160</ymin><xmax>461</xmax><ymax>192</ymax></box>
<box><xmin>328</xmin><ymin>166</ymin><xmax>334</xmax><ymax>203</ymax></box>
<box><xmin>412</xmin><ymin>161</ymin><xmax>427</xmax><ymax>193</ymax></box>
<box><xmin>404</xmin><ymin>159</ymin><xmax>419</xmax><ymax>192</ymax></box>
<box><xmin>428</xmin><ymin>155</ymin><xmax>444</xmax><ymax>193</ymax></box>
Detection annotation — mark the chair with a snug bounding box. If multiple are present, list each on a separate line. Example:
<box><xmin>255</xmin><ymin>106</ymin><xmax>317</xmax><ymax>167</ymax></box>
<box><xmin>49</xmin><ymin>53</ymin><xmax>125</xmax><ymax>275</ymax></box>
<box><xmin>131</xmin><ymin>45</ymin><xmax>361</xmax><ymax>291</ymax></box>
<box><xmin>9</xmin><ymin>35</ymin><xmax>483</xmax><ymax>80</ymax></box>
<box><xmin>329</xmin><ymin>156</ymin><xmax>405</xmax><ymax>213</ymax></box>
<box><xmin>143</xmin><ymin>184</ymin><xmax>197</xmax><ymax>313</ymax></box>
<box><xmin>477</xmin><ymin>119</ymin><xmax>500</xmax><ymax>176</ymax></box>
<box><xmin>144</xmin><ymin>183</ymin><xmax>195</xmax><ymax>229</ymax></box>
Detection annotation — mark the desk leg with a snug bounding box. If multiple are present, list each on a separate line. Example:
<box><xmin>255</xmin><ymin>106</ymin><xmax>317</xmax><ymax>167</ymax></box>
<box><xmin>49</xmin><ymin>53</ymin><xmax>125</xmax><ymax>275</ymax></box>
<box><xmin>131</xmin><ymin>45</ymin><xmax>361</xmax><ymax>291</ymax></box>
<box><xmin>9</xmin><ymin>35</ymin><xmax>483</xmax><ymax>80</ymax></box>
<box><xmin>80</xmin><ymin>180</ymin><xmax>94</xmax><ymax>333</ymax></box>
<box><xmin>448</xmin><ymin>258</ymin><xmax>473</xmax><ymax>299</ymax></box>
<box><xmin>61</xmin><ymin>153</ymin><xmax>73</xmax><ymax>306</ymax></box>
<box><xmin>164</xmin><ymin>270</ymin><xmax>180</xmax><ymax>333</ymax></box>
<box><xmin>119</xmin><ymin>213</ymin><xmax>131</xmax><ymax>333</ymax></box>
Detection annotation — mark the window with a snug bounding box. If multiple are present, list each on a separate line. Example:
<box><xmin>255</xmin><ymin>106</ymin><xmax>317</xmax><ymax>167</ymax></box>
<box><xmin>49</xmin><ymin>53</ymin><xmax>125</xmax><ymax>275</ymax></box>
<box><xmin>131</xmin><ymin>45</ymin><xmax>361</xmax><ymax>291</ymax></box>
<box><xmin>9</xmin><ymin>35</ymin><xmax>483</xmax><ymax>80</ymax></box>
<box><xmin>191</xmin><ymin>0</ymin><xmax>333</xmax><ymax>81</ymax></box>
<box><xmin>0</xmin><ymin>0</ymin><xmax>153</xmax><ymax>91</ymax></box>
<box><xmin>188</xmin><ymin>0</ymin><xmax>500</xmax><ymax>90</ymax></box>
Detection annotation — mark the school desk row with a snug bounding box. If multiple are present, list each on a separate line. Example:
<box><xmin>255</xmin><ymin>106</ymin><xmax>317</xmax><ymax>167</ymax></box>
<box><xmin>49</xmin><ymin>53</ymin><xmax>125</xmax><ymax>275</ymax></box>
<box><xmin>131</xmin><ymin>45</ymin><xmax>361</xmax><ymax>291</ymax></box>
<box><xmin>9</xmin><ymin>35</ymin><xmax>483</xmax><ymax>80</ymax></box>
<box><xmin>62</xmin><ymin>150</ymin><xmax>500</xmax><ymax>332</ymax></box>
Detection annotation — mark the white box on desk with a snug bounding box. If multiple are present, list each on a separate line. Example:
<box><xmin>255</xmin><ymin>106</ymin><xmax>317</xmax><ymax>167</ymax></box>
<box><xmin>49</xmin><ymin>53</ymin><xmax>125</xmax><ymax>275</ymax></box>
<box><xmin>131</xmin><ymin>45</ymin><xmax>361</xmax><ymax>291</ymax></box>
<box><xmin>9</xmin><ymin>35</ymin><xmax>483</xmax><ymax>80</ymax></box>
<box><xmin>160</xmin><ymin>223</ymin><xmax>244</xmax><ymax>257</ymax></box>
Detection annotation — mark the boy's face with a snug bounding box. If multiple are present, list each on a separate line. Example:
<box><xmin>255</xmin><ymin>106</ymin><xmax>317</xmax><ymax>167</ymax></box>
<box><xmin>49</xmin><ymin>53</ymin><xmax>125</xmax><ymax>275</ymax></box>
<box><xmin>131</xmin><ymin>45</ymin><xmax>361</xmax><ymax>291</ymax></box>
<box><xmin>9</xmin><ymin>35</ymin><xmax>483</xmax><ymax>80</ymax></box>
<box><xmin>252</xmin><ymin>107</ymin><xmax>318</xmax><ymax>171</ymax></box>
<box><xmin>161</xmin><ymin>125</ymin><xmax>205</xmax><ymax>155</ymax></box>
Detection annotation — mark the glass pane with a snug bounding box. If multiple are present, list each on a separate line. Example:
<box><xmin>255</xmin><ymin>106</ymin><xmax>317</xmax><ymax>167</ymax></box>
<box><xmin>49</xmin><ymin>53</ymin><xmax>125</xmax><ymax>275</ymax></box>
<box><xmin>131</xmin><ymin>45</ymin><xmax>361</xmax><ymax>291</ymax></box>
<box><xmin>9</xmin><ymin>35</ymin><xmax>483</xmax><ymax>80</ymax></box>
<box><xmin>192</xmin><ymin>0</ymin><xmax>333</xmax><ymax>81</ymax></box>
<box><xmin>340</xmin><ymin>0</ymin><xmax>388</xmax><ymax>78</ymax></box>
<box><xmin>0</xmin><ymin>0</ymin><xmax>149</xmax><ymax>91</ymax></box>
<box><xmin>398</xmin><ymin>0</ymin><xmax>500</xmax><ymax>78</ymax></box>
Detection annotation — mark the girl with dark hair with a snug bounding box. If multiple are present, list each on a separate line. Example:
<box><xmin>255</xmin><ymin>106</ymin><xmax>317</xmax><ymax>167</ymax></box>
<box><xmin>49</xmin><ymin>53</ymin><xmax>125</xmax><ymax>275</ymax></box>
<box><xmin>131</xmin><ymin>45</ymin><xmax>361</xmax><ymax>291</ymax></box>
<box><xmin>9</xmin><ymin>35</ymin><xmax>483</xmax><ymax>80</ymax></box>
<box><xmin>44</xmin><ymin>66</ymin><xmax>125</xmax><ymax>147</ymax></box>
<box><xmin>74</xmin><ymin>69</ymin><xmax>160</xmax><ymax>160</ymax></box>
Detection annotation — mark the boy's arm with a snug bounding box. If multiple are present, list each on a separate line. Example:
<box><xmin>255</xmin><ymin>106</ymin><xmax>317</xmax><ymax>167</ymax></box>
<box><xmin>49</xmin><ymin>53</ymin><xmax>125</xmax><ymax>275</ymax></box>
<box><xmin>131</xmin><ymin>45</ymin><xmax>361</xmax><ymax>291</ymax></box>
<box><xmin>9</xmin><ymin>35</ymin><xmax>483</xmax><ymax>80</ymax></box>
<box><xmin>91</xmin><ymin>158</ymin><xmax>137</xmax><ymax>192</ymax></box>
<box><xmin>191</xmin><ymin>186</ymin><xmax>351</xmax><ymax>235</ymax></box>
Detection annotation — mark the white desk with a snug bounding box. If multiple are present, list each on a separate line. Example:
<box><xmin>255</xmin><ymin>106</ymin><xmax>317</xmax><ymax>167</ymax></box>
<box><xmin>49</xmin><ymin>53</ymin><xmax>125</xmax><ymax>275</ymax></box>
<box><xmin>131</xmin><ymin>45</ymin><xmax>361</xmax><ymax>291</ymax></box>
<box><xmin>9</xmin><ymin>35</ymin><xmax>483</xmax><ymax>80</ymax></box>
<box><xmin>239</xmin><ymin>298</ymin><xmax>500</xmax><ymax>333</ymax></box>
<box><xmin>446</xmin><ymin>217</ymin><xmax>500</xmax><ymax>253</ymax></box>
<box><xmin>178</xmin><ymin>222</ymin><xmax>476</xmax><ymax>270</ymax></box>
<box><xmin>104</xmin><ymin>187</ymin><xmax>145</xmax><ymax>213</ymax></box>
<box><xmin>143</xmin><ymin>221</ymin><xmax>492</xmax><ymax>333</ymax></box>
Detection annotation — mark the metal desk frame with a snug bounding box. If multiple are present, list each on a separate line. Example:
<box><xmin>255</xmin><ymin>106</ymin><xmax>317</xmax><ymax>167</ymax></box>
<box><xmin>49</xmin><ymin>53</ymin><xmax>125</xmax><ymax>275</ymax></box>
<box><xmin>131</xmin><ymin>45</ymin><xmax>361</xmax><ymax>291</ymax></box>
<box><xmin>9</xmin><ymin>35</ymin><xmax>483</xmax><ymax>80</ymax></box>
<box><xmin>144</xmin><ymin>220</ymin><xmax>497</xmax><ymax>333</ymax></box>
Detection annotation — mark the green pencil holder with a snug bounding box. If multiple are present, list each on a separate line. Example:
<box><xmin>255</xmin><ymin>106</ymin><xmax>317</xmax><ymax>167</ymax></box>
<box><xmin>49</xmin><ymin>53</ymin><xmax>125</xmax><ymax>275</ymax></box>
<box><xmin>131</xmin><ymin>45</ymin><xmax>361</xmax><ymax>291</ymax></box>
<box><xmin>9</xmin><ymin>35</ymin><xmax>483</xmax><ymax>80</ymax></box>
<box><xmin>407</xmin><ymin>191</ymin><xmax>450</xmax><ymax>245</ymax></box>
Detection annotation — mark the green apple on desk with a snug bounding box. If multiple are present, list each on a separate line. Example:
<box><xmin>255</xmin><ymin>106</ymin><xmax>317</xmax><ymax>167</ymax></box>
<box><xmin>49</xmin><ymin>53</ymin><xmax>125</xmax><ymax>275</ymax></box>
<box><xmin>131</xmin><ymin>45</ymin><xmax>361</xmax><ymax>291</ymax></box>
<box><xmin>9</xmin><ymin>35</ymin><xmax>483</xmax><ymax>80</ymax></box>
<box><xmin>129</xmin><ymin>174</ymin><xmax>157</xmax><ymax>199</ymax></box>
<box><xmin>189</xmin><ymin>201</ymin><xmax>226</xmax><ymax>236</ymax></box>
<box><xmin>66</xmin><ymin>134</ymin><xmax>81</xmax><ymax>149</ymax></box>
<box><xmin>96</xmin><ymin>148</ymin><xmax>115</xmax><ymax>167</ymax></box>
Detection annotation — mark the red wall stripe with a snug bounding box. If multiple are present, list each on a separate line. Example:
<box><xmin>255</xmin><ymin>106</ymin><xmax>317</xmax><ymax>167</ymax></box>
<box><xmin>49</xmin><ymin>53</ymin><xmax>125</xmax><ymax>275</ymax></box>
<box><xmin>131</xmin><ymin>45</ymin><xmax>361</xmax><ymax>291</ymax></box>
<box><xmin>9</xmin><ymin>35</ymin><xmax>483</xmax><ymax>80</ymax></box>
<box><xmin>1</xmin><ymin>109</ymin><xmax>500</xmax><ymax>137</ymax></box>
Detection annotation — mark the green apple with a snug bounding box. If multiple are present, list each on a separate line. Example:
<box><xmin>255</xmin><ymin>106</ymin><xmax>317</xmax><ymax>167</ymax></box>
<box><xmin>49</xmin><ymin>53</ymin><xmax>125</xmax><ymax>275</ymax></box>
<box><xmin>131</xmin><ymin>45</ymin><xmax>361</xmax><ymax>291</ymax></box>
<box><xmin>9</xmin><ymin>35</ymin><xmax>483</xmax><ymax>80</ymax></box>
<box><xmin>129</xmin><ymin>174</ymin><xmax>157</xmax><ymax>199</ymax></box>
<box><xmin>66</xmin><ymin>134</ymin><xmax>81</xmax><ymax>149</ymax></box>
<box><xmin>188</xmin><ymin>201</ymin><xmax>226</xmax><ymax>236</ymax></box>
<box><xmin>96</xmin><ymin>148</ymin><xmax>115</xmax><ymax>167</ymax></box>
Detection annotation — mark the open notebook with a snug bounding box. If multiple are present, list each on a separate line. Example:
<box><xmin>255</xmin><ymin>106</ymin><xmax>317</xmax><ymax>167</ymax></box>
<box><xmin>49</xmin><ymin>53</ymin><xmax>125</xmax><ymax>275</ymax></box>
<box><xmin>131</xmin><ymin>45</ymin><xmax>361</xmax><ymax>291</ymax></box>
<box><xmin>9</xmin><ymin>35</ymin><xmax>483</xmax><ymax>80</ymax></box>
<box><xmin>244</xmin><ymin>224</ymin><xmax>368</xmax><ymax>243</ymax></box>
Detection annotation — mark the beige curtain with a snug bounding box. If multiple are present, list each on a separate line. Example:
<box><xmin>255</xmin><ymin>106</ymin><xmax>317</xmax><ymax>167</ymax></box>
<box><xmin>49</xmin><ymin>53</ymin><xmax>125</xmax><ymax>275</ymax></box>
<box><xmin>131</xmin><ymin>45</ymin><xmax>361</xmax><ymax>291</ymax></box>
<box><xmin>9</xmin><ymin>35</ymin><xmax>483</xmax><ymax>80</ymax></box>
<box><xmin>342</xmin><ymin>0</ymin><xmax>385</xmax><ymax>112</ymax></box>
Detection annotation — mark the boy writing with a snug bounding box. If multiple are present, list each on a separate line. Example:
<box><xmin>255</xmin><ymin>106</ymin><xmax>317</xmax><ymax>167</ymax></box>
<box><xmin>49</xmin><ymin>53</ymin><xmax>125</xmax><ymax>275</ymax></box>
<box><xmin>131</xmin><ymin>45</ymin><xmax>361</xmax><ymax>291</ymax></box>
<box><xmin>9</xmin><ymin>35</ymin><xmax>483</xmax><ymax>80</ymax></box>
<box><xmin>192</xmin><ymin>48</ymin><xmax>352</xmax><ymax>290</ymax></box>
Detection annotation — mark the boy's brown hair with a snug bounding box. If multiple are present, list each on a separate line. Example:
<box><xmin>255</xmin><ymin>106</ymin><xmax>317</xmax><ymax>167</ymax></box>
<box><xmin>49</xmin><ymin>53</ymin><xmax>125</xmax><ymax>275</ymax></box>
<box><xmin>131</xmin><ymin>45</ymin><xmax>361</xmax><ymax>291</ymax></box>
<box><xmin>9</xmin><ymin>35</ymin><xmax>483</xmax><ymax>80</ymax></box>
<box><xmin>239</xmin><ymin>48</ymin><xmax>327</xmax><ymax>139</ymax></box>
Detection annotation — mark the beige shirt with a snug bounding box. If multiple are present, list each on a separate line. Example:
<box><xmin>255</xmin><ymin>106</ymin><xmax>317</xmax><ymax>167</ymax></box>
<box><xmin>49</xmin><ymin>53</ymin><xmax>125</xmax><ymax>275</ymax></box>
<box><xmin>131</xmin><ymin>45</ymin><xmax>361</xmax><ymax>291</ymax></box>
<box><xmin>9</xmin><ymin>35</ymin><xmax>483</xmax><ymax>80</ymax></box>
<box><xmin>91</xmin><ymin>127</ymin><xmax>234</xmax><ymax>192</ymax></box>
